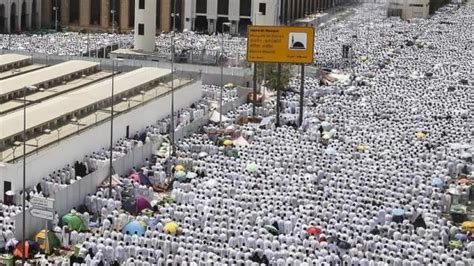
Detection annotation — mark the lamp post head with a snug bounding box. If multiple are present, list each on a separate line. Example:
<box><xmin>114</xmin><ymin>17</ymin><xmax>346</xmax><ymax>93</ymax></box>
<box><xmin>13</xmin><ymin>141</ymin><xmax>22</xmax><ymax>147</ymax></box>
<box><xmin>25</xmin><ymin>85</ymin><xmax>37</xmax><ymax>91</ymax></box>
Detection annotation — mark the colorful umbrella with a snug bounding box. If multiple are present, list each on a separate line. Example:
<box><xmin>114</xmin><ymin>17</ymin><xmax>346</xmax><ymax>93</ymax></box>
<box><xmin>123</xmin><ymin>196</ymin><xmax>152</xmax><ymax>215</ymax></box>
<box><xmin>223</xmin><ymin>140</ymin><xmax>233</xmax><ymax>146</ymax></box>
<box><xmin>263</xmin><ymin>225</ymin><xmax>279</xmax><ymax>235</ymax></box>
<box><xmin>246</xmin><ymin>163</ymin><xmax>259</xmax><ymax>173</ymax></box>
<box><xmin>322</xmin><ymin>132</ymin><xmax>331</xmax><ymax>140</ymax></box>
<box><xmin>224</xmin><ymin>83</ymin><xmax>235</xmax><ymax>89</ymax></box>
<box><xmin>392</xmin><ymin>208</ymin><xmax>405</xmax><ymax>216</ymax></box>
<box><xmin>175</xmin><ymin>165</ymin><xmax>185</xmax><ymax>172</ymax></box>
<box><xmin>356</xmin><ymin>144</ymin><xmax>368</xmax><ymax>152</ymax></box>
<box><xmin>454</xmin><ymin>233</ymin><xmax>468</xmax><ymax>241</ymax></box>
<box><xmin>164</xmin><ymin>222</ymin><xmax>179</xmax><ymax>234</ymax></box>
<box><xmin>13</xmin><ymin>240</ymin><xmax>40</xmax><ymax>258</ymax></box>
<box><xmin>34</xmin><ymin>230</ymin><xmax>60</xmax><ymax>255</ymax></box>
<box><xmin>136</xmin><ymin>197</ymin><xmax>152</xmax><ymax>212</ymax></box>
<box><xmin>226</xmin><ymin>149</ymin><xmax>239</xmax><ymax>158</ymax></box>
<box><xmin>461</xmin><ymin>221</ymin><xmax>474</xmax><ymax>232</ymax></box>
<box><xmin>129</xmin><ymin>172</ymin><xmax>140</xmax><ymax>182</ymax></box>
<box><xmin>448</xmin><ymin>240</ymin><xmax>462</xmax><ymax>249</ymax></box>
<box><xmin>175</xmin><ymin>171</ymin><xmax>187</xmax><ymax>181</ymax></box>
<box><xmin>61</xmin><ymin>214</ymin><xmax>86</xmax><ymax>232</ymax></box>
<box><xmin>431</xmin><ymin>177</ymin><xmax>444</xmax><ymax>188</ymax></box>
<box><xmin>122</xmin><ymin>221</ymin><xmax>146</xmax><ymax>236</ymax></box>
<box><xmin>450</xmin><ymin>204</ymin><xmax>467</xmax><ymax>214</ymax></box>
<box><xmin>415</xmin><ymin>131</ymin><xmax>428</xmax><ymax>140</ymax></box>
<box><xmin>306</xmin><ymin>227</ymin><xmax>322</xmax><ymax>236</ymax></box>
<box><xmin>129</xmin><ymin>172</ymin><xmax>150</xmax><ymax>185</ymax></box>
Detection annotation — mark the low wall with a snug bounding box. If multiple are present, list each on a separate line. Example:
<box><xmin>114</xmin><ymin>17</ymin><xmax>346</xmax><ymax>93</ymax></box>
<box><xmin>0</xmin><ymin>80</ymin><xmax>203</xmax><ymax>201</ymax></box>
<box><xmin>12</xmin><ymin>87</ymin><xmax>250</xmax><ymax>240</ymax></box>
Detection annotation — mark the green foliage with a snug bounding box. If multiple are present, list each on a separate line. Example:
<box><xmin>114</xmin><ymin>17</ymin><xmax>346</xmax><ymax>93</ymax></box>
<box><xmin>256</xmin><ymin>63</ymin><xmax>293</xmax><ymax>91</ymax></box>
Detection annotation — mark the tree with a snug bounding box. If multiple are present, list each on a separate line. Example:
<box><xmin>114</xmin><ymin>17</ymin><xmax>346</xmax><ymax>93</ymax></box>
<box><xmin>257</xmin><ymin>63</ymin><xmax>293</xmax><ymax>91</ymax></box>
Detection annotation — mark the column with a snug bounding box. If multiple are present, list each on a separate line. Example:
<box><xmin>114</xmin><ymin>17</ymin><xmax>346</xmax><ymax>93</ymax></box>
<box><xmin>41</xmin><ymin>0</ymin><xmax>52</xmax><ymax>27</ymax></box>
<box><xmin>160</xmin><ymin>0</ymin><xmax>171</xmax><ymax>32</ymax></box>
<box><xmin>232</xmin><ymin>20</ymin><xmax>239</xmax><ymax>35</ymax></box>
<box><xmin>100</xmin><ymin>0</ymin><xmax>110</xmax><ymax>29</ymax></box>
<box><xmin>60</xmin><ymin>0</ymin><xmax>70</xmax><ymax>24</ymax></box>
<box><xmin>80</xmin><ymin>0</ymin><xmax>91</xmax><ymax>27</ymax></box>
<box><xmin>119</xmin><ymin>0</ymin><xmax>129</xmax><ymax>32</ymax></box>
<box><xmin>15</xmin><ymin>1</ymin><xmax>21</xmax><ymax>31</ymax></box>
<box><xmin>36</xmin><ymin>0</ymin><xmax>42</xmax><ymax>29</ymax></box>
<box><xmin>27</xmin><ymin>0</ymin><xmax>32</xmax><ymax>29</ymax></box>
<box><xmin>5</xmin><ymin>2</ymin><xmax>10</xmax><ymax>33</ymax></box>
<box><xmin>184</xmin><ymin>0</ymin><xmax>193</xmax><ymax>31</ymax></box>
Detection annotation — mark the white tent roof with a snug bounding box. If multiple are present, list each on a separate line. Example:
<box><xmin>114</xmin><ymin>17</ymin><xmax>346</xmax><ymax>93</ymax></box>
<box><xmin>232</xmin><ymin>136</ymin><xmax>250</xmax><ymax>146</ymax></box>
<box><xmin>209</xmin><ymin>110</ymin><xmax>229</xmax><ymax>123</ymax></box>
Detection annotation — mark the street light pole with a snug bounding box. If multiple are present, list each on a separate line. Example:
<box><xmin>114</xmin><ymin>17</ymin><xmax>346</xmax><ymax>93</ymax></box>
<box><xmin>219</xmin><ymin>30</ymin><xmax>224</xmax><ymax>125</ymax></box>
<box><xmin>170</xmin><ymin>1</ymin><xmax>179</xmax><ymax>157</ymax></box>
<box><xmin>109</xmin><ymin>59</ymin><xmax>121</xmax><ymax>198</ymax></box>
<box><xmin>111</xmin><ymin>0</ymin><xmax>116</xmax><ymax>34</ymax></box>
<box><xmin>21</xmin><ymin>85</ymin><xmax>37</xmax><ymax>265</ymax></box>
<box><xmin>54</xmin><ymin>0</ymin><xmax>58</xmax><ymax>31</ymax></box>
<box><xmin>7</xmin><ymin>0</ymin><xmax>11</xmax><ymax>49</ymax></box>
<box><xmin>21</xmin><ymin>87</ymin><xmax>27</xmax><ymax>265</ymax></box>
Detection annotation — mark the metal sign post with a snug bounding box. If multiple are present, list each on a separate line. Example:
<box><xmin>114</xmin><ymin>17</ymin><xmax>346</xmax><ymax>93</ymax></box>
<box><xmin>30</xmin><ymin>196</ymin><xmax>55</xmax><ymax>258</ymax></box>
<box><xmin>247</xmin><ymin>26</ymin><xmax>315</xmax><ymax>129</ymax></box>
<box><xmin>299</xmin><ymin>64</ymin><xmax>305</xmax><ymax>126</ymax></box>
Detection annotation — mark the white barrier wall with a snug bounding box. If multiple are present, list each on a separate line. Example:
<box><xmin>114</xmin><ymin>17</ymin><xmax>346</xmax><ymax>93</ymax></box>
<box><xmin>12</xmin><ymin>90</ymin><xmax>249</xmax><ymax>240</ymax></box>
<box><xmin>0</xmin><ymin>80</ymin><xmax>202</xmax><ymax>201</ymax></box>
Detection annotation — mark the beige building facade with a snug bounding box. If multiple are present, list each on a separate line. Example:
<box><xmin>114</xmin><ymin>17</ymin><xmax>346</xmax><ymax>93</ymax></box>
<box><xmin>41</xmin><ymin>0</ymin><xmax>182</xmax><ymax>33</ymax></box>
<box><xmin>387</xmin><ymin>0</ymin><xmax>430</xmax><ymax>20</ymax></box>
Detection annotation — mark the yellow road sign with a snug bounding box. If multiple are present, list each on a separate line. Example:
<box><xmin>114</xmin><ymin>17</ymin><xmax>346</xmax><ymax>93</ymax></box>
<box><xmin>247</xmin><ymin>26</ymin><xmax>315</xmax><ymax>64</ymax></box>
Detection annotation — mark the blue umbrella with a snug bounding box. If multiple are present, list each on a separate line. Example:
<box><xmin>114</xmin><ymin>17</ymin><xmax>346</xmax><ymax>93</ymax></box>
<box><xmin>392</xmin><ymin>208</ymin><xmax>405</xmax><ymax>216</ymax></box>
<box><xmin>138</xmin><ymin>172</ymin><xmax>151</xmax><ymax>186</ymax></box>
<box><xmin>431</xmin><ymin>178</ymin><xmax>444</xmax><ymax>188</ymax></box>
<box><xmin>454</xmin><ymin>233</ymin><xmax>468</xmax><ymax>241</ymax></box>
<box><xmin>122</xmin><ymin>221</ymin><xmax>146</xmax><ymax>236</ymax></box>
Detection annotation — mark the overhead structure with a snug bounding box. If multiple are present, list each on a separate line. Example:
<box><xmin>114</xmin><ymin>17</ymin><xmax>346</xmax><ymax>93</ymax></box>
<box><xmin>0</xmin><ymin>54</ymin><xmax>32</xmax><ymax>72</ymax></box>
<box><xmin>0</xmin><ymin>67</ymin><xmax>171</xmax><ymax>147</ymax></box>
<box><xmin>0</xmin><ymin>60</ymin><xmax>99</xmax><ymax>102</ymax></box>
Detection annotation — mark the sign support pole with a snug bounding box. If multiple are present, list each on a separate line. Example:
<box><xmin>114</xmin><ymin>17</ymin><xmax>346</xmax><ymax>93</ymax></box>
<box><xmin>299</xmin><ymin>64</ymin><xmax>305</xmax><ymax>127</ymax></box>
<box><xmin>45</xmin><ymin>219</ymin><xmax>49</xmax><ymax>258</ymax></box>
<box><xmin>252</xmin><ymin>63</ymin><xmax>257</xmax><ymax>119</ymax></box>
<box><xmin>276</xmin><ymin>63</ymin><xmax>282</xmax><ymax>128</ymax></box>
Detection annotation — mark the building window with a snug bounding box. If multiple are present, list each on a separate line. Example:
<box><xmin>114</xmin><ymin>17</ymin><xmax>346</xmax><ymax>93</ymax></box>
<box><xmin>139</xmin><ymin>0</ymin><xmax>145</xmax><ymax>9</ymax></box>
<box><xmin>218</xmin><ymin>0</ymin><xmax>229</xmax><ymax>15</ymax></box>
<box><xmin>259</xmin><ymin>3</ymin><xmax>266</xmax><ymax>15</ymax></box>
<box><xmin>138</xmin><ymin>23</ymin><xmax>144</xmax><ymax>35</ymax></box>
<box><xmin>409</xmin><ymin>4</ymin><xmax>424</xmax><ymax>7</ymax></box>
<box><xmin>240</xmin><ymin>0</ymin><xmax>252</xmax><ymax>16</ymax></box>
<box><xmin>196</xmin><ymin>0</ymin><xmax>207</xmax><ymax>14</ymax></box>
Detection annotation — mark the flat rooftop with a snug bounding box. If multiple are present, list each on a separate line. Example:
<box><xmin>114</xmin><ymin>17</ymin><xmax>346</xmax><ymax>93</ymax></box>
<box><xmin>0</xmin><ymin>60</ymin><xmax>99</xmax><ymax>98</ymax></box>
<box><xmin>0</xmin><ymin>67</ymin><xmax>171</xmax><ymax>140</ymax></box>
<box><xmin>0</xmin><ymin>54</ymin><xmax>31</xmax><ymax>68</ymax></box>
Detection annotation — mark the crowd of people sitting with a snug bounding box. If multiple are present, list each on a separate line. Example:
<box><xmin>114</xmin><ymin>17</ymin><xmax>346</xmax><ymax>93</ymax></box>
<box><xmin>0</xmin><ymin>31</ymin><xmax>247</xmax><ymax>62</ymax></box>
